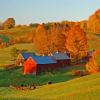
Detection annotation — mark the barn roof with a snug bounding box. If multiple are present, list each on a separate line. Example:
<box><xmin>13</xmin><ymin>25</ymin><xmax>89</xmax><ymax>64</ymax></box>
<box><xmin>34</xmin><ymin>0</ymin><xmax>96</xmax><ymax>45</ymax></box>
<box><xmin>52</xmin><ymin>52</ymin><xmax>70</xmax><ymax>60</ymax></box>
<box><xmin>31</xmin><ymin>56</ymin><xmax>57</xmax><ymax>64</ymax></box>
<box><xmin>21</xmin><ymin>52</ymin><xmax>35</xmax><ymax>60</ymax></box>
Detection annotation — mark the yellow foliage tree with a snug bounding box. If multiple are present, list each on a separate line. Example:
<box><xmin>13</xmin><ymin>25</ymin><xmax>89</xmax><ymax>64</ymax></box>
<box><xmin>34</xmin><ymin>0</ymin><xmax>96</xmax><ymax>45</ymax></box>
<box><xmin>34</xmin><ymin>24</ymin><xmax>49</xmax><ymax>55</ymax></box>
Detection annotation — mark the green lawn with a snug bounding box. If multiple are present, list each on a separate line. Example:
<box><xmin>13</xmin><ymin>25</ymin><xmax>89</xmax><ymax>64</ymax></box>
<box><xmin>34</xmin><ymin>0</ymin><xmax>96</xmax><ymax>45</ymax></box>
<box><xmin>0</xmin><ymin>43</ymin><xmax>34</xmax><ymax>66</ymax></box>
<box><xmin>0</xmin><ymin>72</ymin><xmax>100</xmax><ymax>100</ymax></box>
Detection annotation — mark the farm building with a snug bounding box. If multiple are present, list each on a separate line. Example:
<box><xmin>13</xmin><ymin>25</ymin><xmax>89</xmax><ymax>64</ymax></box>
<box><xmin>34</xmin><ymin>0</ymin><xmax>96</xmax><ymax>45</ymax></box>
<box><xmin>52</xmin><ymin>52</ymin><xmax>70</xmax><ymax>66</ymax></box>
<box><xmin>24</xmin><ymin>56</ymin><xmax>57</xmax><ymax>75</ymax></box>
<box><xmin>16</xmin><ymin>52</ymin><xmax>35</xmax><ymax>66</ymax></box>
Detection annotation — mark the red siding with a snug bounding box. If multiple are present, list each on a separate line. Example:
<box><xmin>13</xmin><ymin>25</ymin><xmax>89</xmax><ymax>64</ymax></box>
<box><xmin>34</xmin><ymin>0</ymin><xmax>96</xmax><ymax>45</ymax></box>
<box><xmin>57</xmin><ymin>59</ymin><xmax>70</xmax><ymax>67</ymax></box>
<box><xmin>36</xmin><ymin>63</ymin><xmax>58</xmax><ymax>75</ymax></box>
<box><xmin>24</xmin><ymin>58</ymin><xmax>37</xmax><ymax>75</ymax></box>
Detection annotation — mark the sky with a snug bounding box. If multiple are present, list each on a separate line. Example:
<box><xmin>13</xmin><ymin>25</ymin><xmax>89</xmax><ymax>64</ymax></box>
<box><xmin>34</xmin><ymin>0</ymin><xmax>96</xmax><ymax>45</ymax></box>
<box><xmin>0</xmin><ymin>0</ymin><xmax>100</xmax><ymax>24</ymax></box>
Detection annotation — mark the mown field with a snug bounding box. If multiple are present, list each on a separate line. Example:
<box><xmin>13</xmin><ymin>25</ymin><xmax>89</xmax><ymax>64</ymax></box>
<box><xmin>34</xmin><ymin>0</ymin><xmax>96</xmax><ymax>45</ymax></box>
<box><xmin>0</xmin><ymin>72</ymin><xmax>100</xmax><ymax>100</ymax></box>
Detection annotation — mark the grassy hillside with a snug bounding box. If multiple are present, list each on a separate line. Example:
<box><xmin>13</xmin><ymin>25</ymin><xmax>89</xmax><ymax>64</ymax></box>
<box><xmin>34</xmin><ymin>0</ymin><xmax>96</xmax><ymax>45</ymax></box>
<box><xmin>0</xmin><ymin>26</ymin><xmax>33</xmax><ymax>39</ymax></box>
<box><xmin>0</xmin><ymin>72</ymin><xmax>100</xmax><ymax>100</ymax></box>
<box><xmin>0</xmin><ymin>43</ymin><xmax>34</xmax><ymax>66</ymax></box>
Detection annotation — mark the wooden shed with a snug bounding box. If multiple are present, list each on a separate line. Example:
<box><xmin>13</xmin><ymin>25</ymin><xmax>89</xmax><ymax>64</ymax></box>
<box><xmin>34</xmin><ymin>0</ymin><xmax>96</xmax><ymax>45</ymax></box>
<box><xmin>24</xmin><ymin>56</ymin><xmax>57</xmax><ymax>75</ymax></box>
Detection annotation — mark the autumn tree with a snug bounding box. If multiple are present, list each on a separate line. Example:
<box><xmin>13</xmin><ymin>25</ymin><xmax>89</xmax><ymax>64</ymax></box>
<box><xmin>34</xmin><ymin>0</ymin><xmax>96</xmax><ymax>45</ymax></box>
<box><xmin>34</xmin><ymin>24</ymin><xmax>49</xmax><ymax>55</ymax></box>
<box><xmin>87</xmin><ymin>50</ymin><xmax>100</xmax><ymax>74</ymax></box>
<box><xmin>34</xmin><ymin>23</ymin><xmax>66</xmax><ymax>55</ymax></box>
<box><xmin>3</xmin><ymin>18</ymin><xmax>15</xmax><ymax>29</ymax></box>
<box><xmin>80</xmin><ymin>20</ymin><xmax>88</xmax><ymax>32</ymax></box>
<box><xmin>49</xmin><ymin>24</ymin><xmax>66</xmax><ymax>53</ymax></box>
<box><xmin>65</xmin><ymin>25</ymin><xmax>87</xmax><ymax>63</ymax></box>
<box><xmin>87</xmin><ymin>9</ymin><xmax>100</xmax><ymax>33</ymax></box>
<box><xmin>94</xmin><ymin>50</ymin><xmax>100</xmax><ymax>67</ymax></box>
<box><xmin>29</xmin><ymin>23</ymin><xmax>38</xmax><ymax>28</ymax></box>
<box><xmin>0</xmin><ymin>22</ymin><xmax>3</xmax><ymax>30</ymax></box>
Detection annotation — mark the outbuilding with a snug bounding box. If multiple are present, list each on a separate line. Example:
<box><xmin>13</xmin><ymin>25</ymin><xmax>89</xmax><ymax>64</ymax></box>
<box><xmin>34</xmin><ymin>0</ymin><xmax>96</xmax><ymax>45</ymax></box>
<box><xmin>52</xmin><ymin>52</ymin><xmax>70</xmax><ymax>66</ymax></box>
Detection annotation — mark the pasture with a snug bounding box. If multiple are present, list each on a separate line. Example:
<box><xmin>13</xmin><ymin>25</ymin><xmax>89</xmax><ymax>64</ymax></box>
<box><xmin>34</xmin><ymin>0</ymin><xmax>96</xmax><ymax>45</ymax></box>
<box><xmin>0</xmin><ymin>65</ymin><xmax>85</xmax><ymax>87</ymax></box>
<box><xmin>0</xmin><ymin>72</ymin><xmax>100</xmax><ymax>100</ymax></box>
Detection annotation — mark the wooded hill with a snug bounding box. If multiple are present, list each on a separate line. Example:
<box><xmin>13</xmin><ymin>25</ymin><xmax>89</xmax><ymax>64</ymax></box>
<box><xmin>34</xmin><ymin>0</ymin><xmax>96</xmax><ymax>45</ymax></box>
<box><xmin>0</xmin><ymin>9</ymin><xmax>99</xmax><ymax>44</ymax></box>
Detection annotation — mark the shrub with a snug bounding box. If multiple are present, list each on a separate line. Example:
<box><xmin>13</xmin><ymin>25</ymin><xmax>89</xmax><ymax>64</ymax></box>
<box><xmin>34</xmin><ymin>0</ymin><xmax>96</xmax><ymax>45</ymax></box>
<box><xmin>72</xmin><ymin>70</ymin><xmax>88</xmax><ymax>76</ymax></box>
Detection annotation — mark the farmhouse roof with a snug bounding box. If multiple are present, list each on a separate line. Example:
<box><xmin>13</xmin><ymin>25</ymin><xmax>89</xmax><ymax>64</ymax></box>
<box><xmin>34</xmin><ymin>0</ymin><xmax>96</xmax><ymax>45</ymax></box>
<box><xmin>31</xmin><ymin>56</ymin><xmax>57</xmax><ymax>64</ymax></box>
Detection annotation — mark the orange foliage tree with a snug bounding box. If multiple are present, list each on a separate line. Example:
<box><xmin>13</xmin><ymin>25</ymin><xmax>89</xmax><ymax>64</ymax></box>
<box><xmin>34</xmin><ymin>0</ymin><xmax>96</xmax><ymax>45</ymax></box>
<box><xmin>80</xmin><ymin>20</ymin><xmax>88</xmax><ymax>32</ymax></box>
<box><xmin>65</xmin><ymin>25</ymin><xmax>87</xmax><ymax>63</ymax></box>
<box><xmin>86</xmin><ymin>55</ymin><xmax>99</xmax><ymax>74</ymax></box>
<box><xmin>34</xmin><ymin>24</ymin><xmax>49</xmax><ymax>55</ymax></box>
<box><xmin>87</xmin><ymin>9</ymin><xmax>100</xmax><ymax>33</ymax></box>
<box><xmin>49</xmin><ymin>24</ymin><xmax>66</xmax><ymax>53</ymax></box>
<box><xmin>34</xmin><ymin>23</ymin><xmax>66</xmax><ymax>55</ymax></box>
<box><xmin>3</xmin><ymin>18</ymin><xmax>15</xmax><ymax>29</ymax></box>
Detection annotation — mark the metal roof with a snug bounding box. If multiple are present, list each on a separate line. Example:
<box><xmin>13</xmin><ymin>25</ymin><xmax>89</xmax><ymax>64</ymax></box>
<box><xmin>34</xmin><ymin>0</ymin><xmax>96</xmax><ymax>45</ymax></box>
<box><xmin>21</xmin><ymin>52</ymin><xmax>34</xmax><ymax>60</ymax></box>
<box><xmin>52</xmin><ymin>52</ymin><xmax>70</xmax><ymax>60</ymax></box>
<box><xmin>31</xmin><ymin>56</ymin><xmax>57</xmax><ymax>64</ymax></box>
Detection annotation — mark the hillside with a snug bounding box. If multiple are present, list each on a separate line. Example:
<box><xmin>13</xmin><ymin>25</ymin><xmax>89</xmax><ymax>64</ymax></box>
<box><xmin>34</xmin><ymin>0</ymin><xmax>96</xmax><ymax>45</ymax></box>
<box><xmin>0</xmin><ymin>72</ymin><xmax>100</xmax><ymax>100</ymax></box>
<box><xmin>0</xmin><ymin>43</ymin><xmax>34</xmax><ymax>66</ymax></box>
<box><xmin>0</xmin><ymin>26</ymin><xmax>33</xmax><ymax>39</ymax></box>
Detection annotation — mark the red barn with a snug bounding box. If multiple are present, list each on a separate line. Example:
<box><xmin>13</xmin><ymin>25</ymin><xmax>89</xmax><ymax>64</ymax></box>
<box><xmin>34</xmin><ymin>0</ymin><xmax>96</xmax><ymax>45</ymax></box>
<box><xmin>24</xmin><ymin>56</ymin><xmax>57</xmax><ymax>75</ymax></box>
